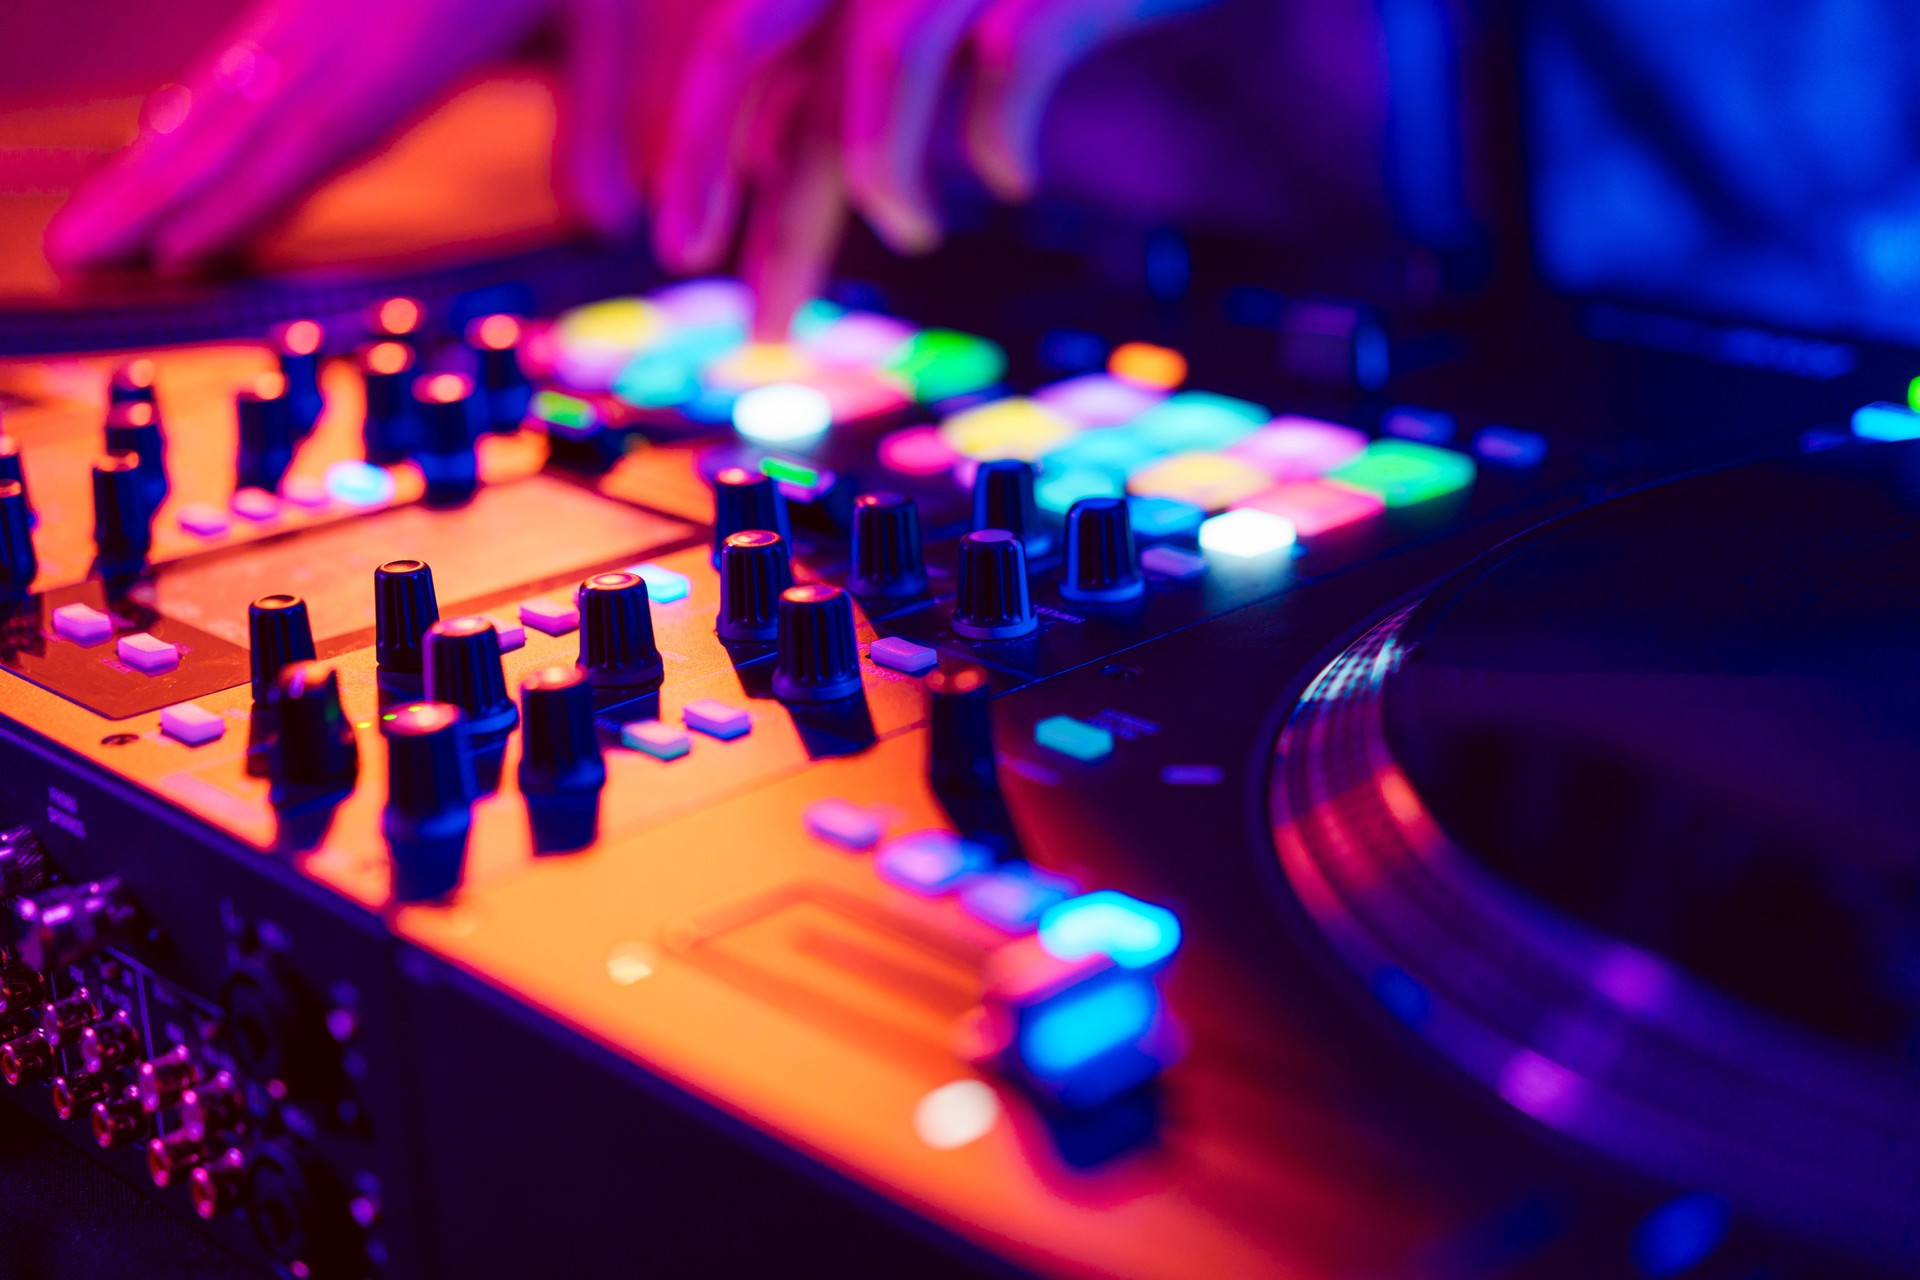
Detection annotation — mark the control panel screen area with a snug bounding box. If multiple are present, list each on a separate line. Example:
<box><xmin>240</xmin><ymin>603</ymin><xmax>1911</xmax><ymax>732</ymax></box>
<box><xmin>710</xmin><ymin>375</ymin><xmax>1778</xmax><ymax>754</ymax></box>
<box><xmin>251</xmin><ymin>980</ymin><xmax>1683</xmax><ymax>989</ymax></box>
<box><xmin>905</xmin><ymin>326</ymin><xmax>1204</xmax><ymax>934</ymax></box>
<box><xmin>136</xmin><ymin>476</ymin><xmax>693</xmax><ymax>647</ymax></box>
<box><xmin>1526</xmin><ymin>0</ymin><xmax>1920</xmax><ymax>345</ymax></box>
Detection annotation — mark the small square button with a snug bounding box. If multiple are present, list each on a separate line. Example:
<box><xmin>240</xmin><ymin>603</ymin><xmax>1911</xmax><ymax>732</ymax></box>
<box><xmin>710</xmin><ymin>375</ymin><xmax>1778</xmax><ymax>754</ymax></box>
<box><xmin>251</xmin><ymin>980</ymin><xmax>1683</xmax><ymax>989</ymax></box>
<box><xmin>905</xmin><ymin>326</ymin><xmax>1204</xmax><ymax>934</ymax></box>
<box><xmin>958</xmin><ymin>865</ymin><xmax>1078</xmax><ymax>933</ymax></box>
<box><xmin>281</xmin><ymin>476</ymin><xmax>330</xmax><ymax>509</ymax></box>
<box><xmin>629</xmin><ymin>563</ymin><xmax>690</xmax><ymax>603</ymax></box>
<box><xmin>683</xmin><ymin>699</ymin><xmax>751</xmax><ymax>740</ymax></box>
<box><xmin>485</xmin><ymin>615</ymin><xmax>527</xmax><ymax>652</ymax></box>
<box><xmin>520</xmin><ymin>598</ymin><xmax>580</xmax><ymax>635</ymax></box>
<box><xmin>117</xmin><ymin>633</ymin><xmax>180</xmax><ymax>673</ymax></box>
<box><xmin>875</xmin><ymin>831</ymin><xmax>989</xmax><ymax>896</ymax></box>
<box><xmin>175</xmin><ymin>504</ymin><xmax>231</xmax><ymax>537</ymax></box>
<box><xmin>803</xmin><ymin>799</ymin><xmax>882</xmax><ymax>851</ymax></box>
<box><xmin>52</xmin><ymin>604</ymin><xmax>113</xmax><ymax>645</ymax></box>
<box><xmin>1034</xmin><ymin>715</ymin><xmax>1114</xmax><ymax>762</ymax></box>
<box><xmin>1140</xmin><ymin>546</ymin><xmax>1206</xmax><ymax>580</ymax></box>
<box><xmin>160</xmin><ymin>703</ymin><xmax>225</xmax><ymax>745</ymax></box>
<box><xmin>868</xmin><ymin>637</ymin><xmax>937</xmax><ymax>675</ymax></box>
<box><xmin>621</xmin><ymin>720</ymin><xmax>689</xmax><ymax>760</ymax></box>
<box><xmin>230</xmin><ymin>488</ymin><xmax>282</xmax><ymax>522</ymax></box>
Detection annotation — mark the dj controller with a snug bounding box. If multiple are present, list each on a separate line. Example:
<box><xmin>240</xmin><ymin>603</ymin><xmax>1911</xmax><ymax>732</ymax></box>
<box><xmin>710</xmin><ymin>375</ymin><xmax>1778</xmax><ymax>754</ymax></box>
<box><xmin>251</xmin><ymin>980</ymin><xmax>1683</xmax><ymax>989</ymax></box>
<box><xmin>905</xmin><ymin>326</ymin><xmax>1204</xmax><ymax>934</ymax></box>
<box><xmin>0</xmin><ymin>249</ymin><xmax>1912</xmax><ymax>1280</ymax></box>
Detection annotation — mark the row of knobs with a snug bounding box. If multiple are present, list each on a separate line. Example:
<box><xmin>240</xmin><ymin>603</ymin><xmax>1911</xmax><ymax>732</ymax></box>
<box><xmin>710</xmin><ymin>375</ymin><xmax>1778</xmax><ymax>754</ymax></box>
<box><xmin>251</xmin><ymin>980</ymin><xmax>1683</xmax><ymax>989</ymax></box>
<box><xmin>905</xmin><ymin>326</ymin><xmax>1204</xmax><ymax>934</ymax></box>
<box><xmin>713</xmin><ymin>459</ymin><xmax>1142</xmax><ymax>651</ymax></box>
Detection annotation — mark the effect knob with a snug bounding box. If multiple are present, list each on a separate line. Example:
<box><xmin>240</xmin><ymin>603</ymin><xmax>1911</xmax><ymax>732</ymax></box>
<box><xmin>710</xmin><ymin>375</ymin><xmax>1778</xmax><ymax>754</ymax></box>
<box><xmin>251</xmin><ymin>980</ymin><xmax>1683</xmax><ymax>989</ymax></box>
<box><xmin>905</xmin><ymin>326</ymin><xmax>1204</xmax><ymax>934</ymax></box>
<box><xmin>273</xmin><ymin>320</ymin><xmax>325</xmax><ymax>437</ymax></box>
<box><xmin>467</xmin><ymin>314</ymin><xmax>532</xmax><ymax>434</ymax></box>
<box><xmin>248</xmin><ymin>595</ymin><xmax>317</xmax><ymax>702</ymax></box>
<box><xmin>374</xmin><ymin>559</ymin><xmax>440</xmax><ymax>684</ymax></box>
<box><xmin>0</xmin><ymin>482</ymin><xmax>36</xmax><ymax>597</ymax></box>
<box><xmin>711</xmin><ymin>466</ymin><xmax>790</xmax><ymax>565</ymax></box>
<box><xmin>381</xmin><ymin>702</ymin><xmax>475</xmax><ymax>902</ymax></box>
<box><xmin>104</xmin><ymin>401</ymin><xmax>169</xmax><ymax>513</ymax></box>
<box><xmin>518</xmin><ymin>666</ymin><xmax>605</xmax><ymax>798</ymax></box>
<box><xmin>92</xmin><ymin>452</ymin><xmax>153</xmax><ymax>576</ymax></box>
<box><xmin>716</xmin><ymin>530</ymin><xmax>793</xmax><ymax>643</ymax></box>
<box><xmin>971</xmin><ymin>459</ymin><xmax>1053</xmax><ymax>560</ymax></box>
<box><xmin>773</xmin><ymin>584</ymin><xmax>862</xmax><ymax>702</ymax></box>
<box><xmin>847</xmin><ymin>492</ymin><xmax>927</xmax><ymax>599</ymax></box>
<box><xmin>424</xmin><ymin>617</ymin><xmax>520</xmax><ymax>747</ymax></box>
<box><xmin>577</xmin><ymin>572</ymin><xmax>664</xmax><ymax>692</ymax></box>
<box><xmin>235</xmin><ymin>374</ymin><xmax>298</xmax><ymax>494</ymax></box>
<box><xmin>952</xmin><ymin>530</ymin><xmax>1038</xmax><ymax>639</ymax></box>
<box><xmin>108</xmin><ymin>360</ymin><xmax>157</xmax><ymax>408</ymax></box>
<box><xmin>413</xmin><ymin>373</ymin><xmax>480</xmax><ymax>507</ymax></box>
<box><xmin>267</xmin><ymin>662</ymin><xmax>359</xmax><ymax>804</ymax></box>
<box><xmin>1061</xmin><ymin>497</ymin><xmax>1144</xmax><ymax>603</ymax></box>
<box><xmin>358</xmin><ymin>341</ymin><xmax>419</xmax><ymax>465</ymax></box>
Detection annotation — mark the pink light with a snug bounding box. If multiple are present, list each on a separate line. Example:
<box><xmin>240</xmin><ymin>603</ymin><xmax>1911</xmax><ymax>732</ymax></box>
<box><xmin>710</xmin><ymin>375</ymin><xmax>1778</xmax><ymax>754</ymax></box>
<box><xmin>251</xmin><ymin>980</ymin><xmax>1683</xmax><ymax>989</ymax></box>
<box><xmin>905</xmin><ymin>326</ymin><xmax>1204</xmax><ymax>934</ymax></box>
<box><xmin>878</xmin><ymin>425</ymin><xmax>962</xmax><ymax>476</ymax></box>
<box><xmin>1032</xmin><ymin>373</ymin><xmax>1167</xmax><ymax>427</ymax></box>
<box><xmin>1234</xmin><ymin>480</ymin><xmax>1384</xmax><ymax>538</ymax></box>
<box><xmin>1226</xmin><ymin>416</ymin><xmax>1369</xmax><ymax>481</ymax></box>
<box><xmin>803</xmin><ymin>311</ymin><xmax>916</xmax><ymax>368</ymax></box>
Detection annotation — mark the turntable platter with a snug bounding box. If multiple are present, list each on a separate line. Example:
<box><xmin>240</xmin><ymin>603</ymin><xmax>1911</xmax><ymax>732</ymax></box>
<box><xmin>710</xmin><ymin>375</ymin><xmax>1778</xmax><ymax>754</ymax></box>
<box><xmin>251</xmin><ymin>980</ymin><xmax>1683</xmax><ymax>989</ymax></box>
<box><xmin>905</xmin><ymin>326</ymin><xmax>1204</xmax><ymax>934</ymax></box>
<box><xmin>1270</xmin><ymin>440</ymin><xmax>1920</xmax><ymax>1269</ymax></box>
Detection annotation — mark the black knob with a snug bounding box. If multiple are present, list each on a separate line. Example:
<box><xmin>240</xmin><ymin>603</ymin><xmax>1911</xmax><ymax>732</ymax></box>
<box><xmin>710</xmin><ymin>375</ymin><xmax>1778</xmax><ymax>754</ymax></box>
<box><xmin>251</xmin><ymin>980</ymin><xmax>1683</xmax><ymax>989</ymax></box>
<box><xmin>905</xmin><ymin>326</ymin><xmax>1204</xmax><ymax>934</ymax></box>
<box><xmin>424</xmin><ymin>617</ymin><xmax>519</xmax><ymax>745</ymax></box>
<box><xmin>235</xmin><ymin>374</ymin><xmax>298</xmax><ymax>494</ymax></box>
<box><xmin>267</xmin><ymin>661</ymin><xmax>359</xmax><ymax>804</ymax></box>
<box><xmin>952</xmin><ymin>530</ymin><xmax>1037</xmax><ymax>639</ymax></box>
<box><xmin>92</xmin><ymin>452</ymin><xmax>152</xmax><ymax>576</ymax></box>
<box><xmin>248</xmin><ymin>594</ymin><xmax>316</xmax><ymax>702</ymax></box>
<box><xmin>925</xmin><ymin>663</ymin><xmax>1020</xmax><ymax>861</ymax></box>
<box><xmin>971</xmin><ymin>459</ymin><xmax>1053</xmax><ymax>559</ymax></box>
<box><xmin>0</xmin><ymin>482</ymin><xmax>35</xmax><ymax>597</ymax></box>
<box><xmin>773</xmin><ymin>584</ymin><xmax>862</xmax><ymax>702</ymax></box>
<box><xmin>382</xmin><ymin>702</ymin><xmax>474</xmax><ymax>902</ymax></box>
<box><xmin>847</xmin><ymin>492</ymin><xmax>927</xmax><ymax>599</ymax></box>
<box><xmin>467</xmin><ymin>314</ymin><xmax>532</xmax><ymax>434</ymax></box>
<box><xmin>13</xmin><ymin>879</ymin><xmax>135</xmax><ymax>971</ymax></box>
<box><xmin>711</xmin><ymin>466</ymin><xmax>790</xmax><ymax>565</ymax></box>
<box><xmin>274</xmin><ymin>319</ymin><xmax>325</xmax><ymax>437</ymax></box>
<box><xmin>359</xmin><ymin>341</ymin><xmax>420</xmax><ymax>464</ymax></box>
<box><xmin>717</xmin><ymin>530</ymin><xmax>793</xmax><ymax>643</ymax></box>
<box><xmin>108</xmin><ymin>360</ymin><xmax>157</xmax><ymax>408</ymax></box>
<box><xmin>1061</xmin><ymin>497</ymin><xmax>1144</xmax><ymax>603</ymax></box>
<box><xmin>374</xmin><ymin>559</ymin><xmax>439</xmax><ymax>682</ymax></box>
<box><xmin>577</xmin><ymin>571</ymin><xmax>664</xmax><ymax>692</ymax></box>
<box><xmin>518</xmin><ymin>666</ymin><xmax>604</xmax><ymax>796</ymax></box>
<box><xmin>0</xmin><ymin>826</ymin><xmax>49</xmax><ymax>900</ymax></box>
<box><xmin>104</xmin><ymin>401</ymin><xmax>169</xmax><ymax>513</ymax></box>
<box><xmin>0</xmin><ymin>436</ymin><xmax>31</xmax><ymax>523</ymax></box>
<box><xmin>413</xmin><ymin>373</ymin><xmax>480</xmax><ymax>506</ymax></box>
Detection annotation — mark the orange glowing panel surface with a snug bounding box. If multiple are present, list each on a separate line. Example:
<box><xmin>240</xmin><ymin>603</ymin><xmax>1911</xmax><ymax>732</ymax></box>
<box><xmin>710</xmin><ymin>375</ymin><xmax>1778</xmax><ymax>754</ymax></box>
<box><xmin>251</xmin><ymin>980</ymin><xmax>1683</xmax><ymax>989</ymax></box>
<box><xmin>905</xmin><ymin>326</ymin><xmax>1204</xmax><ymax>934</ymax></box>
<box><xmin>1108</xmin><ymin>342</ymin><xmax>1188</xmax><ymax>391</ymax></box>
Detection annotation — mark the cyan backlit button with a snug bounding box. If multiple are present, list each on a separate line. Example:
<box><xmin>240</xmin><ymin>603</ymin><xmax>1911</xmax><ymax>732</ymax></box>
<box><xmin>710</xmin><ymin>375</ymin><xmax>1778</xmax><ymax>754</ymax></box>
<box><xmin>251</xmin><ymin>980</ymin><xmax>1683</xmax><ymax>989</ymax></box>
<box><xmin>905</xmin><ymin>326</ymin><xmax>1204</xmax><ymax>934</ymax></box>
<box><xmin>1034</xmin><ymin>715</ymin><xmax>1114</xmax><ymax>762</ymax></box>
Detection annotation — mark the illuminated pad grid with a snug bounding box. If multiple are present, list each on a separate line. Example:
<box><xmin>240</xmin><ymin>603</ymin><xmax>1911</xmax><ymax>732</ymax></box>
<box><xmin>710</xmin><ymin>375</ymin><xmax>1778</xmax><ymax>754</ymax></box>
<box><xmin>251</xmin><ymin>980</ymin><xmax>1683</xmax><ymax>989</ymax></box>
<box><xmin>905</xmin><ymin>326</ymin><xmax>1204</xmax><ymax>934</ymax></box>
<box><xmin>890</xmin><ymin>343</ymin><xmax>1476</xmax><ymax>537</ymax></box>
<box><xmin>546</xmin><ymin>280</ymin><xmax>1006</xmax><ymax>428</ymax></box>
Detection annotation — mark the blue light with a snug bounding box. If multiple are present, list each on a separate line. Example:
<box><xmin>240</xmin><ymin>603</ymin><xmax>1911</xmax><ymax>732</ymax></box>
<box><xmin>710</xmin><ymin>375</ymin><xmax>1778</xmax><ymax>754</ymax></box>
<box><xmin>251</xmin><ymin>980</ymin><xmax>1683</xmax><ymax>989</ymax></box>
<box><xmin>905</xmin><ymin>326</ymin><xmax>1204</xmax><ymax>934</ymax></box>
<box><xmin>1852</xmin><ymin>401</ymin><xmax>1920</xmax><ymax>441</ymax></box>
<box><xmin>1128</xmin><ymin>496</ymin><xmax>1204</xmax><ymax>539</ymax></box>
<box><xmin>1038</xmin><ymin>891</ymin><xmax>1181</xmax><ymax>970</ymax></box>
<box><xmin>1019</xmin><ymin>979</ymin><xmax>1156</xmax><ymax>1075</ymax></box>
<box><xmin>629</xmin><ymin>563</ymin><xmax>690</xmax><ymax>603</ymax></box>
<box><xmin>1631</xmin><ymin>1194</ymin><xmax>1729</xmax><ymax>1278</ymax></box>
<box><xmin>324</xmin><ymin>461</ymin><xmax>395</xmax><ymax>507</ymax></box>
<box><xmin>1371</xmin><ymin>966</ymin><xmax>1432</xmax><ymax>1025</ymax></box>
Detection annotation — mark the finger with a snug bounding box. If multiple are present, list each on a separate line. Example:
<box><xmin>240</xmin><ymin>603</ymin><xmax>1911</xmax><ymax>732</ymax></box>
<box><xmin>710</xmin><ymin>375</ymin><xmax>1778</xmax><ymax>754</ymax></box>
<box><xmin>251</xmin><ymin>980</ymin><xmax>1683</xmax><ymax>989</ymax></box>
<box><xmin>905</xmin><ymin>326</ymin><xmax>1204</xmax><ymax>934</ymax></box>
<box><xmin>966</xmin><ymin>0</ymin><xmax>1211</xmax><ymax>201</ymax></box>
<box><xmin>555</xmin><ymin>0</ymin><xmax>645</xmax><ymax>239</ymax></box>
<box><xmin>651</xmin><ymin>0</ymin><xmax>837</xmax><ymax>275</ymax></box>
<box><xmin>841</xmin><ymin>0</ymin><xmax>991</xmax><ymax>255</ymax></box>
<box><xmin>740</xmin><ymin>62</ymin><xmax>849</xmax><ymax>341</ymax></box>
<box><xmin>46</xmin><ymin>3</ymin><xmax>352</xmax><ymax>267</ymax></box>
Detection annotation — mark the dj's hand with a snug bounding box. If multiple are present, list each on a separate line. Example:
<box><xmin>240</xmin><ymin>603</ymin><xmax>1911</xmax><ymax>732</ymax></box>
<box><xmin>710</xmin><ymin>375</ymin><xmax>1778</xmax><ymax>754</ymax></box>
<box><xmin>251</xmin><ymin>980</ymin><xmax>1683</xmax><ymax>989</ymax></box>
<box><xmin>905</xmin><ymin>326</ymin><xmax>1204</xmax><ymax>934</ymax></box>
<box><xmin>653</xmin><ymin>0</ymin><xmax>1220</xmax><ymax>336</ymax></box>
<box><xmin>44</xmin><ymin>0</ymin><xmax>707</xmax><ymax>273</ymax></box>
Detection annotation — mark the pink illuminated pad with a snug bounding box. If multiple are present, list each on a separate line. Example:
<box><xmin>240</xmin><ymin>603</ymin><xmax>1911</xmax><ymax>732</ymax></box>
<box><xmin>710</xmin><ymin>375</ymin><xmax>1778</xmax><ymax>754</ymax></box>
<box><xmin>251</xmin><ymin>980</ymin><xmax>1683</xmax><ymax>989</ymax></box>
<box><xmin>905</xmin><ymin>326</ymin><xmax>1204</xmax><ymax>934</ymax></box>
<box><xmin>1235</xmin><ymin>480</ymin><xmax>1385</xmax><ymax>538</ymax></box>
<box><xmin>116</xmin><ymin>632</ymin><xmax>180</xmax><ymax>672</ymax></box>
<box><xmin>1225</xmin><ymin>416</ymin><xmax>1369</xmax><ymax>481</ymax></box>
<box><xmin>519</xmin><ymin>598</ymin><xmax>580</xmax><ymax>635</ymax></box>
<box><xmin>877</xmin><ymin>425</ymin><xmax>962</xmax><ymax>477</ymax></box>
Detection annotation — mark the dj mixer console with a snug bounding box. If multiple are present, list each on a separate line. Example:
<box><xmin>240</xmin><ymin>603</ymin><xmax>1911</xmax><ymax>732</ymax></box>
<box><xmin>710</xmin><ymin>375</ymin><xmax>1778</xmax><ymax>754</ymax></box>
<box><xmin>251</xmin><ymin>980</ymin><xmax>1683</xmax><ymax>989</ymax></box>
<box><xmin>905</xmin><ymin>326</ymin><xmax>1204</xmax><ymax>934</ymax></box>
<box><xmin>0</xmin><ymin>270</ymin><xmax>1910</xmax><ymax>1280</ymax></box>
